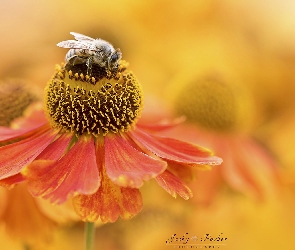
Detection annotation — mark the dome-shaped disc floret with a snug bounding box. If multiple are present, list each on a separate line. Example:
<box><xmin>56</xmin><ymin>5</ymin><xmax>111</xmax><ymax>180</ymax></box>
<box><xmin>45</xmin><ymin>61</ymin><xmax>143</xmax><ymax>136</ymax></box>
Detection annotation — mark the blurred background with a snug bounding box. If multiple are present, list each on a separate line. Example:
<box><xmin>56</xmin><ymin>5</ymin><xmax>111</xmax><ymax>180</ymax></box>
<box><xmin>1</xmin><ymin>0</ymin><xmax>295</xmax><ymax>249</ymax></box>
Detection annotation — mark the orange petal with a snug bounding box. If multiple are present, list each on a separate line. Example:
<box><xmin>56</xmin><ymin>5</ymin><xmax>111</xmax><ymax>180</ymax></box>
<box><xmin>25</xmin><ymin>136</ymin><xmax>100</xmax><ymax>204</ymax></box>
<box><xmin>0</xmin><ymin>128</ymin><xmax>56</xmax><ymax>179</ymax></box>
<box><xmin>129</xmin><ymin>128</ymin><xmax>222</xmax><ymax>165</ymax></box>
<box><xmin>0</xmin><ymin>183</ymin><xmax>55</xmax><ymax>241</ymax></box>
<box><xmin>190</xmin><ymin>168</ymin><xmax>222</xmax><ymax>206</ymax></box>
<box><xmin>155</xmin><ymin>170</ymin><xmax>193</xmax><ymax>200</ymax></box>
<box><xmin>0</xmin><ymin>173</ymin><xmax>25</xmax><ymax>189</ymax></box>
<box><xmin>73</xmin><ymin>167</ymin><xmax>143</xmax><ymax>223</ymax></box>
<box><xmin>167</xmin><ymin>161</ymin><xmax>195</xmax><ymax>183</ymax></box>
<box><xmin>104</xmin><ymin>135</ymin><xmax>167</xmax><ymax>188</ymax></box>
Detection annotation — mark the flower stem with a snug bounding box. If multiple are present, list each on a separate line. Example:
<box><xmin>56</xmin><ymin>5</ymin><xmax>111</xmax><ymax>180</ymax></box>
<box><xmin>85</xmin><ymin>221</ymin><xmax>95</xmax><ymax>250</ymax></box>
<box><xmin>23</xmin><ymin>243</ymin><xmax>31</xmax><ymax>250</ymax></box>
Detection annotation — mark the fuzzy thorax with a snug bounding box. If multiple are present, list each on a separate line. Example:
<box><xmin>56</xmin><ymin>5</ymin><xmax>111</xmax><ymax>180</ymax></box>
<box><xmin>45</xmin><ymin>61</ymin><xmax>143</xmax><ymax>136</ymax></box>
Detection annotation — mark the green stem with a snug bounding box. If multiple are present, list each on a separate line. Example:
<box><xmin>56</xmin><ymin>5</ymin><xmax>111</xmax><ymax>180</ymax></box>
<box><xmin>85</xmin><ymin>221</ymin><xmax>95</xmax><ymax>250</ymax></box>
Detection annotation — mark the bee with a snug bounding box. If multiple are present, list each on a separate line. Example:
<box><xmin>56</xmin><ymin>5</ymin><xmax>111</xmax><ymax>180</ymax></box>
<box><xmin>57</xmin><ymin>32</ymin><xmax>122</xmax><ymax>75</ymax></box>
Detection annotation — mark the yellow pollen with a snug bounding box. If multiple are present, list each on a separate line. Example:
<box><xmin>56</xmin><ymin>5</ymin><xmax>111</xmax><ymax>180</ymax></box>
<box><xmin>45</xmin><ymin>61</ymin><xmax>143</xmax><ymax>136</ymax></box>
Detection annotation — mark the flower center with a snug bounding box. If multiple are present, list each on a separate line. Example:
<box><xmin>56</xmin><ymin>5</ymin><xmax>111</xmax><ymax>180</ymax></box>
<box><xmin>174</xmin><ymin>76</ymin><xmax>242</xmax><ymax>132</ymax></box>
<box><xmin>45</xmin><ymin>61</ymin><xmax>143</xmax><ymax>136</ymax></box>
<box><xmin>0</xmin><ymin>81</ymin><xmax>38</xmax><ymax>126</ymax></box>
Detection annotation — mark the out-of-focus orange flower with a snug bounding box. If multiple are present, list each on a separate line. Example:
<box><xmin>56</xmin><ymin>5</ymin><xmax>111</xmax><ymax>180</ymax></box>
<box><xmin>0</xmin><ymin>46</ymin><xmax>222</xmax><ymax>223</ymax></box>
<box><xmin>262</xmin><ymin>112</ymin><xmax>295</xmax><ymax>189</ymax></box>
<box><xmin>0</xmin><ymin>81</ymin><xmax>57</xmax><ymax>245</ymax></box>
<box><xmin>162</xmin><ymin>74</ymin><xmax>280</xmax><ymax>205</ymax></box>
<box><xmin>0</xmin><ymin>80</ymin><xmax>41</xmax><ymax>127</ymax></box>
<box><xmin>0</xmin><ymin>183</ymin><xmax>55</xmax><ymax>242</ymax></box>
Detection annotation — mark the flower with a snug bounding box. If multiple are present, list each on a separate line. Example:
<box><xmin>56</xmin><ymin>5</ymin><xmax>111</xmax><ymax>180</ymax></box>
<box><xmin>0</xmin><ymin>80</ymin><xmax>57</xmax><ymax>244</ymax></box>
<box><xmin>0</xmin><ymin>54</ymin><xmax>222</xmax><ymax>223</ymax></box>
<box><xmin>0</xmin><ymin>183</ymin><xmax>55</xmax><ymax>242</ymax></box>
<box><xmin>0</xmin><ymin>80</ymin><xmax>39</xmax><ymax>127</ymax></box>
<box><xmin>164</xmin><ymin>74</ymin><xmax>280</xmax><ymax>205</ymax></box>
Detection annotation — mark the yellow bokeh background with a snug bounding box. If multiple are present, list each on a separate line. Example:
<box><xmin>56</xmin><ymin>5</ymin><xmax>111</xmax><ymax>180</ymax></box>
<box><xmin>1</xmin><ymin>0</ymin><xmax>295</xmax><ymax>249</ymax></box>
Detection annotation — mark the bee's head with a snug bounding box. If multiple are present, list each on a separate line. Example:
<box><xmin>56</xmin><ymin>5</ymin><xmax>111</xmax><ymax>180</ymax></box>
<box><xmin>108</xmin><ymin>49</ymin><xmax>122</xmax><ymax>71</ymax></box>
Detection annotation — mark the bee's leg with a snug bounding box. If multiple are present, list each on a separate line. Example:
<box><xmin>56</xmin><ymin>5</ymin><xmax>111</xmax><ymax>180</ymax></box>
<box><xmin>86</xmin><ymin>57</ymin><xmax>93</xmax><ymax>76</ymax></box>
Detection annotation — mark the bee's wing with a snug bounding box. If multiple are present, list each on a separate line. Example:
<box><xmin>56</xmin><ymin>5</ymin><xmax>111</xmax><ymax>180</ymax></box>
<box><xmin>70</xmin><ymin>32</ymin><xmax>95</xmax><ymax>42</ymax></box>
<box><xmin>57</xmin><ymin>40</ymin><xmax>93</xmax><ymax>50</ymax></box>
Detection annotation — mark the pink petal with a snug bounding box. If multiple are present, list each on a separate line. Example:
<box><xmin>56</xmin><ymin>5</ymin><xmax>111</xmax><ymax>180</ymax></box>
<box><xmin>129</xmin><ymin>128</ymin><xmax>222</xmax><ymax>165</ymax></box>
<box><xmin>25</xmin><ymin>136</ymin><xmax>100</xmax><ymax>204</ymax></box>
<box><xmin>11</xmin><ymin>103</ymin><xmax>47</xmax><ymax>129</ymax></box>
<box><xmin>0</xmin><ymin>124</ymin><xmax>48</xmax><ymax>142</ymax></box>
<box><xmin>0</xmin><ymin>128</ymin><xmax>57</xmax><ymax>179</ymax></box>
<box><xmin>0</xmin><ymin>103</ymin><xmax>48</xmax><ymax>142</ymax></box>
<box><xmin>73</xmin><ymin>167</ymin><xmax>143</xmax><ymax>223</ymax></box>
<box><xmin>36</xmin><ymin>133</ymin><xmax>72</xmax><ymax>160</ymax></box>
<box><xmin>136</xmin><ymin>116</ymin><xmax>186</xmax><ymax>132</ymax></box>
<box><xmin>0</xmin><ymin>126</ymin><xmax>26</xmax><ymax>141</ymax></box>
<box><xmin>155</xmin><ymin>170</ymin><xmax>193</xmax><ymax>200</ymax></box>
<box><xmin>104</xmin><ymin>135</ymin><xmax>167</xmax><ymax>188</ymax></box>
<box><xmin>221</xmin><ymin>137</ymin><xmax>279</xmax><ymax>200</ymax></box>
